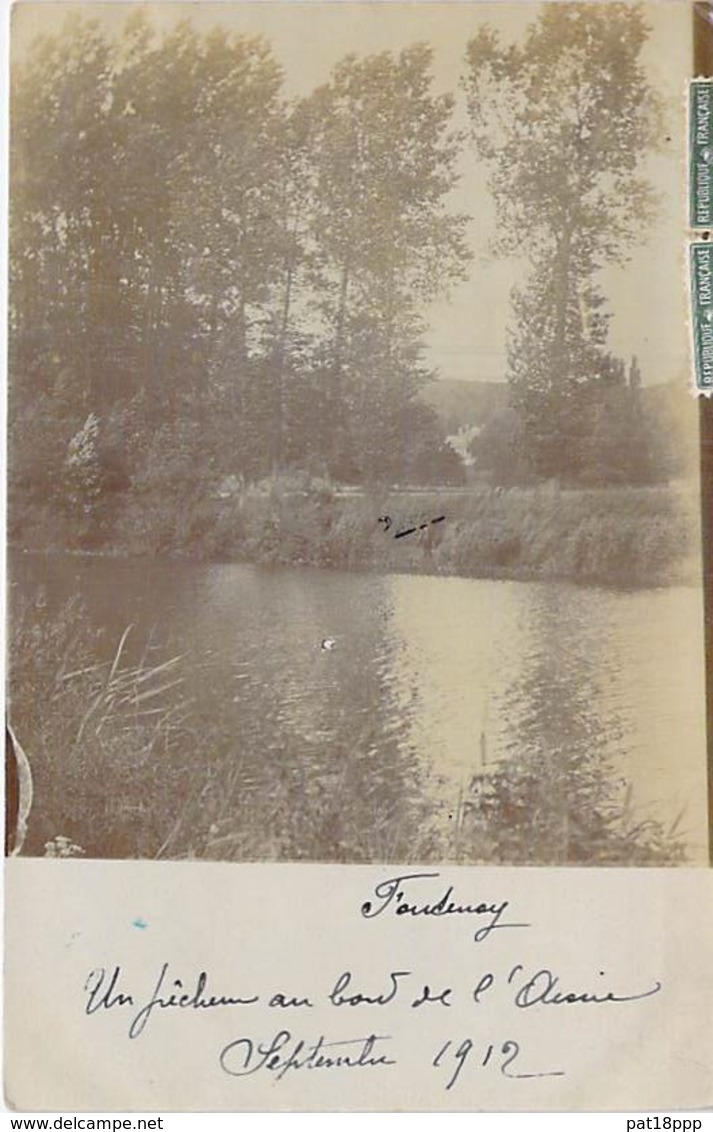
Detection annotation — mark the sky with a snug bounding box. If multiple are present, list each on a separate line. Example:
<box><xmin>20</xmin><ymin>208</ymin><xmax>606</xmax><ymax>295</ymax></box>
<box><xmin>12</xmin><ymin>0</ymin><xmax>695</xmax><ymax>385</ymax></box>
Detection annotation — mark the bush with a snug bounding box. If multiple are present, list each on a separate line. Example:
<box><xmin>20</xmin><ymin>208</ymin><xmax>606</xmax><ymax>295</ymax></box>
<box><xmin>457</xmin><ymin>745</ymin><xmax>687</xmax><ymax>866</ymax></box>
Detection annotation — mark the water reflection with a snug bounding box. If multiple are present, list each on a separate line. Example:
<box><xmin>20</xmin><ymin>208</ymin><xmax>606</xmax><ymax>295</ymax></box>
<box><xmin>190</xmin><ymin>565</ymin><xmax>436</xmax><ymax>861</ymax></box>
<box><xmin>461</xmin><ymin>585</ymin><xmax>707</xmax><ymax>864</ymax></box>
<box><xmin>7</xmin><ymin>554</ymin><xmax>709</xmax><ymax>864</ymax></box>
<box><xmin>465</xmin><ymin>586</ymin><xmax>631</xmax><ymax>864</ymax></box>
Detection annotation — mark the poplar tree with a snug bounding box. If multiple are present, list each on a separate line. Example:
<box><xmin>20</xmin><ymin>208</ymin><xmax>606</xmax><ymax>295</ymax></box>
<box><xmin>464</xmin><ymin>3</ymin><xmax>663</xmax><ymax>480</ymax></box>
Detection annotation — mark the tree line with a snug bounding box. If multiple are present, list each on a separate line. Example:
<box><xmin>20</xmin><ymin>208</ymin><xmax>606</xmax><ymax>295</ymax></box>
<box><xmin>9</xmin><ymin>5</ymin><xmax>682</xmax><ymax>547</ymax></box>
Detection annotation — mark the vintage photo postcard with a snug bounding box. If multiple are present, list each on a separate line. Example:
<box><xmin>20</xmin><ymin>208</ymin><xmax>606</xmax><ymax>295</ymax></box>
<box><xmin>4</xmin><ymin>0</ymin><xmax>713</xmax><ymax>1113</ymax></box>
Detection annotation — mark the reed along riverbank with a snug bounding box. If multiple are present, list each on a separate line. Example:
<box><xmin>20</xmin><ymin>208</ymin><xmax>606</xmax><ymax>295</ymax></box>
<box><xmin>11</xmin><ymin>479</ymin><xmax>702</xmax><ymax>588</ymax></box>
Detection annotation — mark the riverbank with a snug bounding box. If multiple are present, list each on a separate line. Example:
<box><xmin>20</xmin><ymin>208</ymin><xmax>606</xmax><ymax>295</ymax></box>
<box><xmin>11</xmin><ymin>480</ymin><xmax>702</xmax><ymax>588</ymax></box>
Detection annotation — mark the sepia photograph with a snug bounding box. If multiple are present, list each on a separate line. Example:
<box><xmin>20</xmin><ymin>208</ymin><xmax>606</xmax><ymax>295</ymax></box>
<box><xmin>6</xmin><ymin>0</ymin><xmax>710</xmax><ymax>868</ymax></box>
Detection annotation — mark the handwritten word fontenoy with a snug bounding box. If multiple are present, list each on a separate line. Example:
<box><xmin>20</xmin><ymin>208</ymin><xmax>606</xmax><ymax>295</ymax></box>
<box><xmin>360</xmin><ymin>872</ymin><xmax>530</xmax><ymax>942</ymax></box>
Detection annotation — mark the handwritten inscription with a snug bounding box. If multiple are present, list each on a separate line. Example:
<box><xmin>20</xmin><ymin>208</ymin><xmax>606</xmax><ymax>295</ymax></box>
<box><xmin>508</xmin><ymin>965</ymin><xmax>662</xmax><ymax>1009</ymax></box>
<box><xmin>84</xmin><ymin>963</ymin><xmax>260</xmax><ymax>1040</ymax></box>
<box><xmin>329</xmin><ymin>970</ymin><xmax>409</xmax><ymax>1006</ymax></box>
<box><xmin>220</xmin><ymin>1031</ymin><xmax>396</xmax><ymax>1081</ymax></box>
<box><xmin>82</xmin><ymin>958</ymin><xmax>663</xmax><ymax>1090</ymax></box>
<box><xmin>378</xmin><ymin>515</ymin><xmax>445</xmax><ymax>540</ymax></box>
<box><xmin>85</xmin><ymin>961</ymin><xmax>662</xmax><ymax>1037</ymax></box>
<box><xmin>217</xmin><ymin>1030</ymin><xmax>564</xmax><ymax>1087</ymax></box>
<box><xmin>433</xmin><ymin>1038</ymin><xmax>564</xmax><ymax>1090</ymax></box>
<box><xmin>80</xmin><ymin>871</ymin><xmax>664</xmax><ymax>1091</ymax></box>
<box><xmin>360</xmin><ymin>871</ymin><xmax>530</xmax><ymax>942</ymax></box>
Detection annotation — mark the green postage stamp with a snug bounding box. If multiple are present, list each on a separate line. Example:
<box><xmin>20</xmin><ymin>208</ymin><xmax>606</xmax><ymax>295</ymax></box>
<box><xmin>690</xmin><ymin>241</ymin><xmax>713</xmax><ymax>393</ymax></box>
<box><xmin>689</xmin><ymin>84</ymin><xmax>713</xmax><ymax>393</ymax></box>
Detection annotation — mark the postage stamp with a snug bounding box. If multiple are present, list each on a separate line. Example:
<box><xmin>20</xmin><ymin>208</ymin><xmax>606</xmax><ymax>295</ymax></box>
<box><xmin>689</xmin><ymin>80</ymin><xmax>713</xmax><ymax>228</ymax></box>
<box><xmin>689</xmin><ymin>241</ymin><xmax>713</xmax><ymax>392</ymax></box>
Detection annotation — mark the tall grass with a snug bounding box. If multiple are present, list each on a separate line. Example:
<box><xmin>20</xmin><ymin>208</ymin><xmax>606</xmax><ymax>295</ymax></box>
<box><xmin>8</xmin><ymin>594</ymin><xmax>443</xmax><ymax>861</ymax></box>
<box><xmin>9</xmin><ymin>594</ymin><xmax>201</xmax><ymax>857</ymax></box>
<box><xmin>11</xmin><ymin>477</ymin><xmax>700</xmax><ymax>587</ymax></box>
<box><xmin>179</xmin><ymin>480</ymin><xmax>700</xmax><ymax>587</ymax></box>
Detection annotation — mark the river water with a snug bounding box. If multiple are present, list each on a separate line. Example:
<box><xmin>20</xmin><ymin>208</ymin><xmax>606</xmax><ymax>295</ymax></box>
<box><xmin>8</xmin><ymin>553</ymin><xmax>710</xmax><ymax>863</ymax></box>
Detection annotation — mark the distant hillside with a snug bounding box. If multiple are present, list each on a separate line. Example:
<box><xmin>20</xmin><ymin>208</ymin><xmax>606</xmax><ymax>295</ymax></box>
<box><xmin>420</xmin><ymin>379</ymin><xmax>508</xmax><ymax>434</ymax></box>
